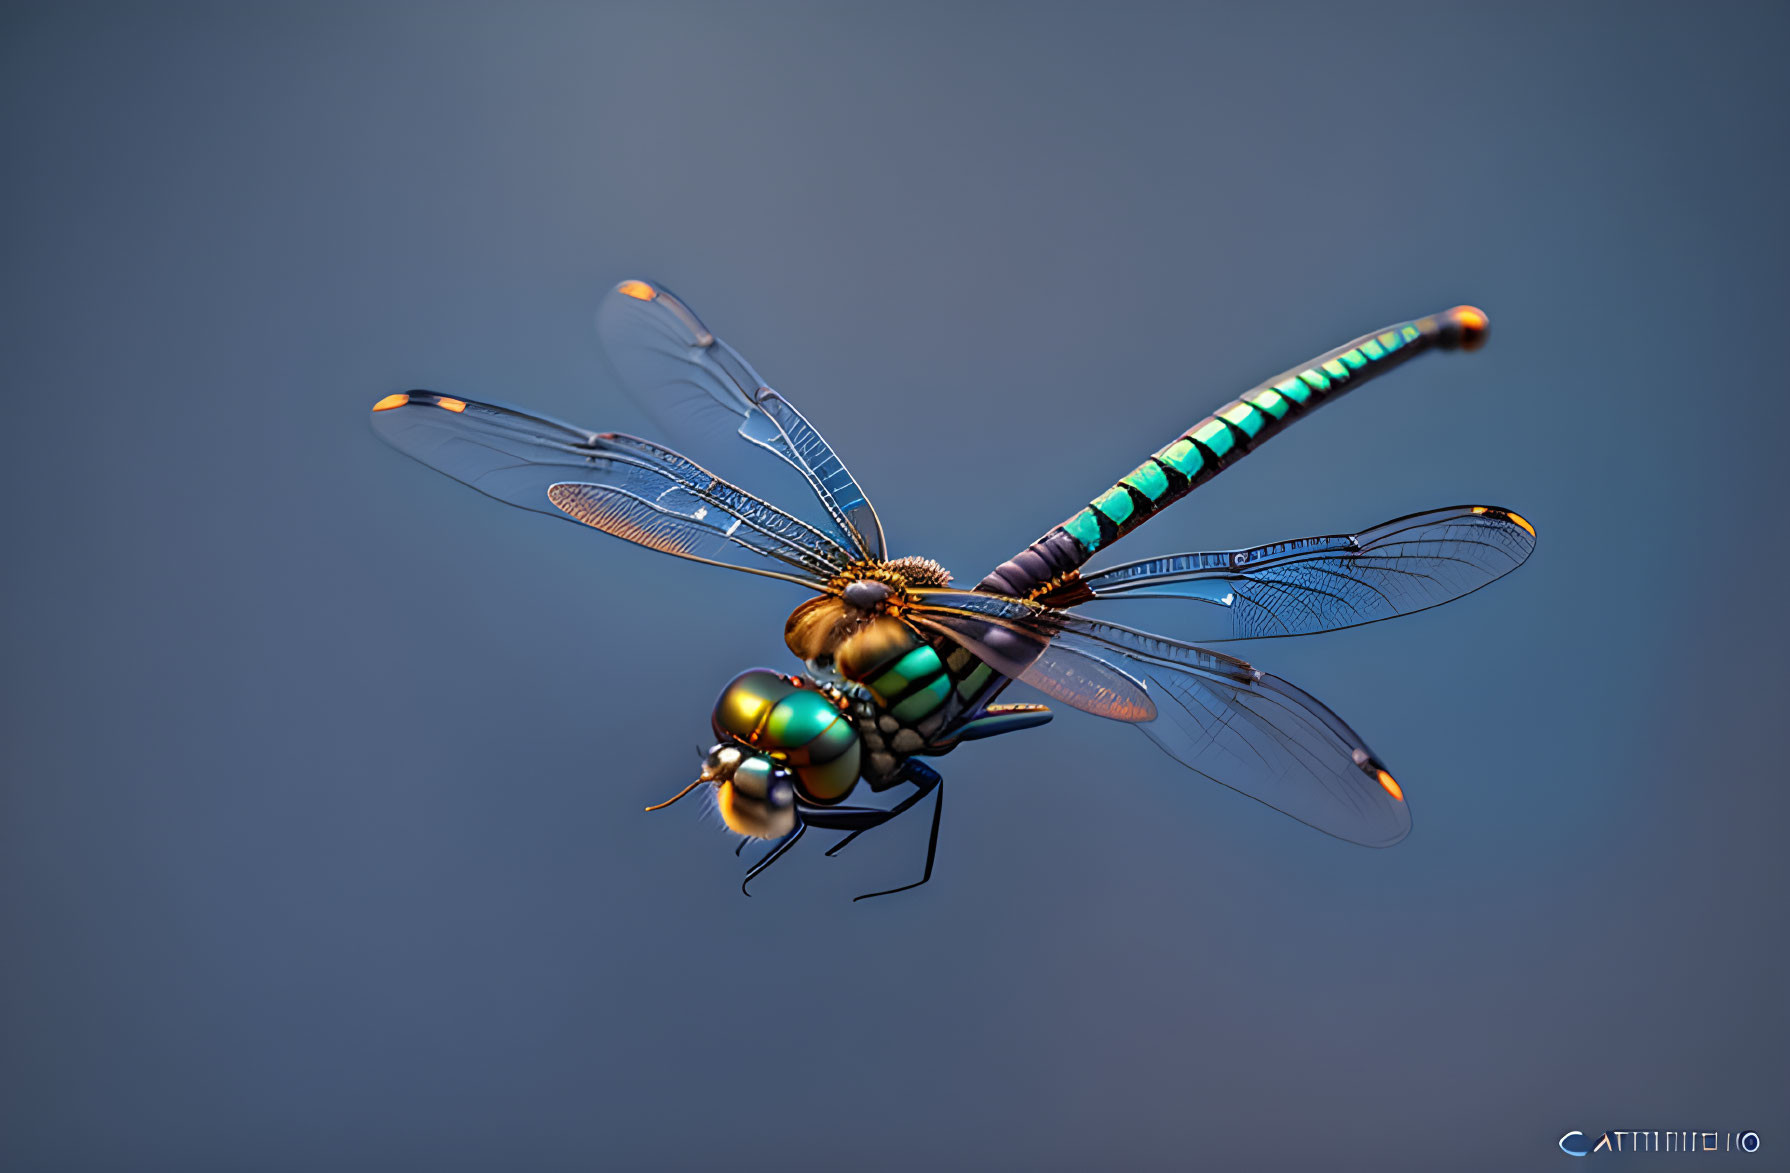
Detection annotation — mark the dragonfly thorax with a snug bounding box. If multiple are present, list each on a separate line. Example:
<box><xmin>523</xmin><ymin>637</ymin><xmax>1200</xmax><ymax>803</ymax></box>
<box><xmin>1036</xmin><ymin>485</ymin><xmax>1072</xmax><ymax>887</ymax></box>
<box><xmin>784</xmin><ymin>556</ymin><xmax>952</xmax><ymax>667</ymax></box>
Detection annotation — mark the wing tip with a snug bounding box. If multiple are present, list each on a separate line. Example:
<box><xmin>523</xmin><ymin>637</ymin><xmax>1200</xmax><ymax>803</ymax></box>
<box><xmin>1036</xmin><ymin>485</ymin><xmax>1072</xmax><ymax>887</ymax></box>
<box><xmin>1352</xmin><ymin>754</ymin><xmax>1413</xmax><ymax>846</ymax></box>
<box><xmin>600</xmin><ymin>277</ymin><xmax>713</xmax><ymax>348</ymax></box>
<box><xmin>1470</xmin><ymin>504</ymin><xmax>1537</xmax><ymax>539</ymax></box>
<box><xmin>371</xmin><ymin>391</ymin><xmax>466</xmax><ymax>415</ymax></box>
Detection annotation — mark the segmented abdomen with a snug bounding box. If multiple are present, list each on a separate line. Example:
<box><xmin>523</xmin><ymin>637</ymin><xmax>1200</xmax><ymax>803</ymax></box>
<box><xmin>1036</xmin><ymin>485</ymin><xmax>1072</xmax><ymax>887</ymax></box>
<box><xmin>977</xmin><ymin>306</ymin><xmax>1488</xmax><ymax>599</ymax></box>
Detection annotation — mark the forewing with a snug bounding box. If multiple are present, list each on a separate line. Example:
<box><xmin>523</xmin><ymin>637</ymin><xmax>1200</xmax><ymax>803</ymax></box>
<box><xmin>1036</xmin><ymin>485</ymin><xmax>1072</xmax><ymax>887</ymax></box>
<box><xmin>908</xmin><ymin>589</ymin><xmax>1409</xmax><ymax>846</ymax></box>
<box><xmin>595</xmin><ymin>280</ymin><xmax>886</xmax><ymax>559</ymax></box>
<box><xmin>369</xmin><ymin>391</ymin><xmax>851</xmax><ymax>586</ymax></box>
<box><xmin>1077</xmin><ymin>506</ymin><xmax>1535</xmax><ymax>640</ymax></box>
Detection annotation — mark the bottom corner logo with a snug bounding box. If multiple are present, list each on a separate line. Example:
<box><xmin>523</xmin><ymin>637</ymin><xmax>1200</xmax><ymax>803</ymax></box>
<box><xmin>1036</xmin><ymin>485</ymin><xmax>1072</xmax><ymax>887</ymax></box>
<box><xmin>1559</xmin><ymin>1130</ymin><xmax>1761</xmax><ymax>1156</ymax></box>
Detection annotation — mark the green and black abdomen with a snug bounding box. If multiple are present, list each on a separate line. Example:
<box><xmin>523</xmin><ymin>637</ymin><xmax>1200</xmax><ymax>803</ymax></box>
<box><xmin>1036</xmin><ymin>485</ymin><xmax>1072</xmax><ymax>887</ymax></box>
<box><xmin>979</xmin><ymin>305</ymin><xmax>1490</xmax><ymax>599</ymax></box>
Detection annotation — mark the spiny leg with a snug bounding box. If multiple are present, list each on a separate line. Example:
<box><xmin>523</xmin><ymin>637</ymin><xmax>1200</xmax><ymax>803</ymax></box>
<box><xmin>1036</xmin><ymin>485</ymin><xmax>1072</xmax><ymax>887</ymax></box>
<box><xmin>852</xmin><ymin>779</ymin><xmax>945</xmax><ymax>902</ymax></box>
<box><xmin>741</xmin><ymin>822</ymin><xmax>806</xmax><ymax>897</ymax></box>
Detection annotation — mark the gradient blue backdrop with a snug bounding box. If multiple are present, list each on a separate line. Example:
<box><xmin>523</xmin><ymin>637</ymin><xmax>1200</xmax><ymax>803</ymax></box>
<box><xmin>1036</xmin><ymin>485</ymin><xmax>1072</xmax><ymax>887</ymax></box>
<box><xmin>3</xmin><ymin>3</ymin><xmax>1786</xmax><ymax>1170</ymax></box>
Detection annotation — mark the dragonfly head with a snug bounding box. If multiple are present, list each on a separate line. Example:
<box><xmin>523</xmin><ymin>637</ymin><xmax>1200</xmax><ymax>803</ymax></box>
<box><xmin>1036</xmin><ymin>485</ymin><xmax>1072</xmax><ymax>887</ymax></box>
<box><xmin>701</xmin><ymin>744</ymin><xmax>798</xmax><ymax>839</ymax></box>
<box><xmin>648</xmin><ymin>669</ymin><xmax>863</xmax><ymax>834</ymax></box>
<box><xmin>645</xmin><ymin>742</ymin><xmax>798</xmax><ymax>839</ymax></box>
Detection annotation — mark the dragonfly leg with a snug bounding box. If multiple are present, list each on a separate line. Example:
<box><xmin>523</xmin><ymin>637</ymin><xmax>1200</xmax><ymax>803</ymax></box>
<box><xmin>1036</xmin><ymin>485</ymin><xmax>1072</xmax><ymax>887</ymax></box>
<box><xmin>824</xmin><ymin>760</ymin><xmax>943</xmax><ymax>857</ymax></box>
<box><xmin>741</xmin><ymin>822</ymin><xmax>806</xmax><ymax>897</ymax></box>
<box><xmin>801</xmin><ymin>803</ymin><xmax>903</xmax><ymax>833</ymax></box>
<box><xmin>824</xmin><ymin>830</ymin><xmax>869</xmax><ymax>857</ymax></box>
<box><xmin>852</xmin><ymin>778</ymin><xmax>945</xmax><ymax>901</ymax></box>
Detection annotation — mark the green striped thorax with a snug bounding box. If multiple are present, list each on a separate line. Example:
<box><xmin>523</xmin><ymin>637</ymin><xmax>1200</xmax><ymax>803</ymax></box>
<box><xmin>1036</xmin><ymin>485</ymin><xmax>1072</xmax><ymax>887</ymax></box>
<box><xmin>704</xmin><ymin>557</ymin><xmax>1006</xmax><ymax>834</ymax></box>
<box><xmin>782</xmin><ymin>557</ymin><xmax>988</xmax><ymax>786</ymax></box>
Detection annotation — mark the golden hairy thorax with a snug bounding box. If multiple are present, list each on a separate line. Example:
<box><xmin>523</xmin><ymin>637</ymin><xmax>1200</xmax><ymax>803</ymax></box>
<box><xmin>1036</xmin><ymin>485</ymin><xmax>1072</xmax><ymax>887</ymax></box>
<box><xmin>783</xmin><ymin>557</ymin><xmax>951</xmax><ymax>669</ymax></box>
<box><xmin>783</xmin><ymin>556</ymin><xmax>964</xmax><ymax>789</ymax></box>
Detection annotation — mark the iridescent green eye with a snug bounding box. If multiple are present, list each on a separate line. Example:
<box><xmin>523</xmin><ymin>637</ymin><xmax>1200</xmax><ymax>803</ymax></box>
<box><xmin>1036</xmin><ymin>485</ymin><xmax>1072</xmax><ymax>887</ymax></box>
<box><xmin>793</xmin><ymin>748</ymin><xmax>859</xmax><ymax>804</ymax></box>
<box><xmin>712</xmin><ymin>670</ymin><xmax>798</xmax><ymax>741</ymax></box>
<box><xmin>764</xmin><ymin>690</ymin><xmax>842</xmax><ymax>753</ymax></box>
<box><xmin>710</xmin><ymin>670</ymin><xmax>863</xmax><ymax>806</ymax></box>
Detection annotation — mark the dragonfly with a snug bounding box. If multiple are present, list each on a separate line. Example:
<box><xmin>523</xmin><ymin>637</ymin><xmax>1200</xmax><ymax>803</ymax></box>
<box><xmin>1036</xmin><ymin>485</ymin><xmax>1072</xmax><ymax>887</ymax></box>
<box><xmin>371</xmin><ymin>280</ymin><xmax>1534</xmax><ymax>899</ymax></box>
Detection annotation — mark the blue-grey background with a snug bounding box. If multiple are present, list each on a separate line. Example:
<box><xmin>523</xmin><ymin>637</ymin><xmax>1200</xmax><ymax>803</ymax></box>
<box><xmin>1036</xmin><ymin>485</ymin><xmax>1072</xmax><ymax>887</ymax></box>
<box><xmin>3</xmin><ymin>3</ymin><xmax>1785</xmax><ymax>1170</ymax></box>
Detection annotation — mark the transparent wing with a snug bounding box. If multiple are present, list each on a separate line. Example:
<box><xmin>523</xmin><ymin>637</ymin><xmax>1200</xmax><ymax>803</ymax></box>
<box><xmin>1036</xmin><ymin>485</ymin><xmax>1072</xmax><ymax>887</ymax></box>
<box><xmin>595</xmin><ymin>279</ymin><xmax>886</xmax><ymax>560</ymax></box>
<box><xmin>1076</xmin><ymin>506</ymin><xmax>1536</xmax><ymax>640</ymax></box>
<box><xmin>907</xmin><ymin>589</ymin><xmax>1409</xmax><ymax>846</ymax></box>
<box><xmin>903</xmin><ymin>592</ymin><xmax>1155</xmax><ymax>721</ymax></box>
<box><xmin>369</xmin><ymin>390</ymin><xmax>853</xmax><ymax>587</ymax></box>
